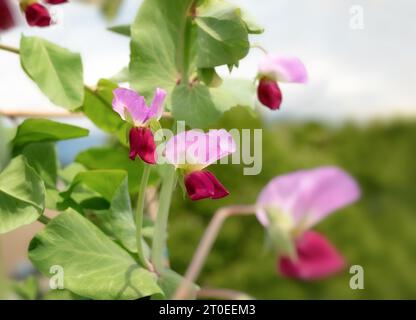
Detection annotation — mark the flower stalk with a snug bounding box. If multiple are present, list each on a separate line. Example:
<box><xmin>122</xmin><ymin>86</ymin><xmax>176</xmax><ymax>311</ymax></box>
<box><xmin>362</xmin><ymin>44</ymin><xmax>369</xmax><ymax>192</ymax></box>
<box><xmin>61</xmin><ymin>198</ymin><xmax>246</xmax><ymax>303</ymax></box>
<box><xmin>135</xmin><ymin>164</ymin><xmax>152</xmax><ymax>269</ymax></box>
<box><xmin>174</xmin><ymin>204</ymin><xmax>256</xmax><ymax>300</ymax></box>
<box><xmin>151</xmin><ymin>164</ymin><xmax>176</xmax><ymax>273</ymax></box>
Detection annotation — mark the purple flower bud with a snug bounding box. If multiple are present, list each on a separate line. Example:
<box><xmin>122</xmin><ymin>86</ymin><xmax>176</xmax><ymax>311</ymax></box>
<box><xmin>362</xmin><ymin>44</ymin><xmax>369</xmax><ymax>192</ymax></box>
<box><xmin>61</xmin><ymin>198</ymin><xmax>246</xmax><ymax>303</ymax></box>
<box><xmin>25</xmin><ymin>3</ymin><xmax>52</xmax><ymax>27</ymax></box>
<box><xmin>184</xmin><ymin>171</ymin><xmax>229</xmax><ymax>201</ymax></box>
<box><xmin>129</xmin><ymin>127</ymin><xmax>157</xmax><ymax>164</ymax></box>
<box><xmin>257</xmin><ymin>78</ymin><xmax>282</xmax><ymax>110</ymax></box>
<box><xmin>0</xmin><ymin>0</ymin><xmax>15</xmax><ymax>31</ymax></box>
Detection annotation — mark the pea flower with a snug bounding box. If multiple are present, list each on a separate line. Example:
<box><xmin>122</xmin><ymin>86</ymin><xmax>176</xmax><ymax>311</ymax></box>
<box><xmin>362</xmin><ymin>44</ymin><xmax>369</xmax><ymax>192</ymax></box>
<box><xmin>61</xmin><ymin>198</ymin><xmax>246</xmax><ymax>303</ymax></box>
<box><xmin>164</xmin><ymin>129</ymin><xmax>236</xmax><ymax>201</ymax></box>
<box><xmin>23</xmin><ymin>2</ymin><xmax>52</xmax><ymax>27</ymax></box>
<box><xmin>0</xmin><ymin>0</ymin><xmax>15</xmax><ymax>31</ymax></box>
<box><xmin>112</xmin><ymin>87</ymin><xmax>167</xmax><ymax>164</ymax></box>
<box><xmin>257</xmin><ymin>54</ymin><xmax>308</xmax><ymax>110</ymax></box>
<box><xmin>256</xmin><ymin>166</ymin><xmax>360</xmax><ymax>280</ymax></box>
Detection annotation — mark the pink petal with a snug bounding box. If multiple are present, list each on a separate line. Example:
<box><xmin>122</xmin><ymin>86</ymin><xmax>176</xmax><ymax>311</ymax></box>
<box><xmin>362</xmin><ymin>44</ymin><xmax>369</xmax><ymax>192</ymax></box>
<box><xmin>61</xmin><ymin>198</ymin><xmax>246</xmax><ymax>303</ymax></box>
<box><xmin>112</xmin><ymin>88</ymin><xmax>148</xmax><ymax>124</ymax></box>
<box><xmin>256</xmin><ymin>166</ymin><xmax>360</xmax><ymax>230</ymax></box>
<box><xmin>147</xmin><ymin>88</ymin><xmax>167</xmax><ymax>120</ymax></box>
<box><xmin>278</xmin><ymin>231</ymin><xmax>345</xmax><ymax>280</ymax></box>
<box><xmin>164</xmin><ymin>129</ymin><xmax>236</xmax><ymax>168</ymax></box>
<box><xmin>258</xmin><ymin>54</ymin><xmax>308</xmax><ymax>83</ymax></box>
<box><xmin>129</xmin><ymin>127</ymin><xmax>157</xmax><ymax>164</ymax></box>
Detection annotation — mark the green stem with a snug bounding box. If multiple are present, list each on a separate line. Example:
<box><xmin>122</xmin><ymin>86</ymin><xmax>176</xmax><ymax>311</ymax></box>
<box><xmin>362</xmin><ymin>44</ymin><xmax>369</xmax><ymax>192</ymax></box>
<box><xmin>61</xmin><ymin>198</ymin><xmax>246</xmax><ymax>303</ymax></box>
<box><xmin>135</xmin><ymin>164</ymin><xmax>152</xmax><ymax>269</ymax></box>
<box><xmin>0</xmin><ymin>43</ymin><xmax>19</xmax><ymax>55</ymax></box>
<box><xmin>181</xmin><ymin>1</ymin><xmax>196</xmax><ymax>85</ymax></box>
<box><xmin>38</xmin><ymin>215</ymin><xmax>51</xmax><ymax>225</ymax></box>
<box><xmin>151</xmin><ymin>165</ymin><xmax>176</xmax><ymax>272</ymax></box>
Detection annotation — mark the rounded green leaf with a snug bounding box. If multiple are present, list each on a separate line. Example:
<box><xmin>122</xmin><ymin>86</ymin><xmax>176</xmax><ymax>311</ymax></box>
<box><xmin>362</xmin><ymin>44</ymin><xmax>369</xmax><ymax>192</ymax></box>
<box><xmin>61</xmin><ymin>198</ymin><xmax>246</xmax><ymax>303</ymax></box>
<box><xmin>29</xmin><ymin>210</ymin><xmax>162</xmax><ymax>300</ymax></box>
<box><xmin>171</xmin><ymin>84</ymin><xmax>221</xmax><ymax>128</ymax></box>
<box><xmin>20</xmin><ymin>36</ymin><xmax>84</xmax><ymax>110</ymax></box>
<box><xmin>129</xmin><ymin>0</ymin><xmax>195</xmax><ymax>98</ymax></box>
<box><xmin>0</xmin><ymin>156</ymin><xmax>45</xmax><ymax>234</ymax></box>
<box><xmin>12</xmin><ymin>118</ymin><xmax>89</xmax><ymax>154</ymax></box>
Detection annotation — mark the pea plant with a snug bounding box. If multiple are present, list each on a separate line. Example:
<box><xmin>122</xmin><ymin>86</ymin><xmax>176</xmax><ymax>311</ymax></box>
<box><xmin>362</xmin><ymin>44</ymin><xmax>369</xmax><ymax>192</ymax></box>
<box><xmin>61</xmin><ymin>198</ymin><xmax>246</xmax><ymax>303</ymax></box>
<box><xmin>0</xmin><ymin>0</ymin><xmax>360</xmax><ymax>300</ymax></box>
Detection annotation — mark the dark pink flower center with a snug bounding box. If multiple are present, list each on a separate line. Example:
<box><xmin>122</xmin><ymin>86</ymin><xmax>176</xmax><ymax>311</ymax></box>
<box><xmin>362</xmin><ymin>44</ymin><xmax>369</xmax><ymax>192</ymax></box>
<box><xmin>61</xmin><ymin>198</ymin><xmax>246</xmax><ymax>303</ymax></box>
<box><xmin>257</xmin><ymin>78</ymin><xmax>282</xmax><ymax>110</ymax></box>
<box><xmin>25</xmin><ymin>3</ymin><xmax>52</xmax><ymax>27</ymax></box>
<box><xmin>184</xmin><ymin>171</ymin><xmax>229</xmax><ymax>201</ymax></box>
<box><xmin>44</xmin><ymin>0</ymin><xmax>68</xmax><ymax>4</ymax></box>
<box><xmin>278</xmin><ymin>231</ymin><xmax>345</xmax><ymax>280</ymax></box>
<box><xmin>129</xmin><ymin>127</ymin><xmax>157</xmax><ymax>164</ymax></box>
<box><xmin>0</xmin><ymin>0</ymin><xmax>15</xmax><ymax>31</ymax></box>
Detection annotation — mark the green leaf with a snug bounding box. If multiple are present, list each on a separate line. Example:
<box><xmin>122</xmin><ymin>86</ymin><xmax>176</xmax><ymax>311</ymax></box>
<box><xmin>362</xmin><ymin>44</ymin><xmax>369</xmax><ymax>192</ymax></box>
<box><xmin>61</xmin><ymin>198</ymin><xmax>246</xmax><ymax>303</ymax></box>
<box><xmin>29</xmin><ymin>210</ymin><xmax>162</xmax><ymax>300</ymax></box>
<box><xmin>196</xmin><ymin>1</ymin><xmax>250</xmax><ymax>68</ymax></box>
<box><xmin>75</xmin><ymin>146</ymin><xmax>158</xmax><ymax>194</ymax></box>
<box><xmin>12</xmin><ymin>119</ymin><xmax>89</xmax><ymax>154</ymax></box>
<box><xmin>198</xmin><ymin>67</ymin><xmax>223</xmax><ymax>87</ymax></box>
<box><xmin>211</xmin><ymin>78</ymin><xmax>256</xmax><ymax>112</ymax></box>
<box><xmin>130</xmin><ymin>0</ymin><xmax>195</xmax><ymax>98</ymax></box>
<box><xmin>108</xmin><ymin>24</ymin><xmax>131</xmax><ymax>37</ymax></box>
<box><xmin>171</xmin><ymin>84</ymin><xmax>221</xmax><ymax>128</ymax></box>
<box><xmin>82</xmin><ymin>80</ymin><xmax>129</xmax><ymax>145</ymax></box>
<box><xmin>20</xmin><ymin>36</ymin><xmax>84</xmax><ymax>110</ymax></box>
<box><xmin>172</xmin><ymin>79</ymin><xmax>255</xmax><ymax>128</ymax></box>
<box><xmin>21</xmin><ymin>143</ymin><xmax>58</xmax><ymax>189</ymax></box>
<box><xmin>0</xmin><ymin>156</ymin><xmax>45</xmax><ymax>234</ymax></box>
<box><xmin>60</xmin><ymin>170</ymin><xmax>139</xmax><ymax>253</ymax></box>
<box><xmin>59</xmin><ymin>163</ymin><xmax>87</xmax><ymax>185</ymax></box>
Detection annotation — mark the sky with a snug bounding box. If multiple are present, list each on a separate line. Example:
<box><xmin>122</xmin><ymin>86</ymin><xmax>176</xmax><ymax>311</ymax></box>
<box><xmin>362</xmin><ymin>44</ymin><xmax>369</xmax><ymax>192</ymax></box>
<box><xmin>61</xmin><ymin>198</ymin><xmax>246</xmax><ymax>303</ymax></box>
<box><xmin>0</xmin><ymin>0</ymin><xmax>415</xmax><ymax>123</ymax></box>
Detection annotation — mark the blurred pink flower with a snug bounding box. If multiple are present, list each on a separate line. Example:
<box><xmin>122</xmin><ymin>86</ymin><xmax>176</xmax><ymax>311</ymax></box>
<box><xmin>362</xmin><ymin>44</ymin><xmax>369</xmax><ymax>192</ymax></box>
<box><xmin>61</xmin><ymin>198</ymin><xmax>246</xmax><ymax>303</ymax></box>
<box><xmin>112</xmin><ymin>87</ymin><xmax>167</xmax><ymax>164</ymax></box>
<box><xmin>164</xmin><ymin>129</ymin><xmax>236</xmax><ymax>201</ymax></box>
<box><xmin>256</xmin><ymin>166</ymin><xmax>360</xmax><ymax>279</ymax></box>
<box><xmin>279</xmin><ymin>231</ymin><xmax>345</xmax><ymax>280</ymax></box>
<box><xmin>257</xmin><ymin>53</ymin><xmax>308</xmax><ymax>110</ymax></box>
<box><xmin>0</xmin><ymin>0</ymin><xmax>15</xmax><ymax>31</ymax></box>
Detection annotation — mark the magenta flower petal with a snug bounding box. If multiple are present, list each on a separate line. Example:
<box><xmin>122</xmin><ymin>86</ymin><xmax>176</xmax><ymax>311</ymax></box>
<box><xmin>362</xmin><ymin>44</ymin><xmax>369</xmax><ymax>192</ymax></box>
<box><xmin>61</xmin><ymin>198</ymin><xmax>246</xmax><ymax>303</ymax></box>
<box><xmin>129</xmin><ymin>127</ymin><xmax>157</xmax><ymax>164</ymax></box>
<box><xmin>25</xmin><ymin>3</ymin><xmax>52</xmax><ymax>27</ymax></box>
<box><xmin>0</xmin><ymin>0</ymin><xmax>15</xmax><ymax>31</ymax></box>
<box><xmin>164</xmin><ymin>129</ymin><xmax>236</xmax><ymax>169</ymax></box>
<box><xmin>112</xmin><ymin>88</ymin><xmax>148</xmax><ymax>124</ymax></box>
<box><xmin>278</xmin><ymin>231</ymin><xmax>345</xmax><ymax>280</ymax></box>
<box><xmin>44</xmin><ymin>0</ymin><xmax>68</xmax><ymax>4</ymax></box>
<box><xmin>185</xmin><ymin>171</ymin><xmax>229</xmax><ymax>201</ymax></box>
<box><xmin>147</xmin><ymin>88</ymin><xmax>167</xmax><ymax>120</ymax></box>
<box><xmin>259</xmin><ymin>54</ymin><xmax>308</xmax><ymax>83</ymax></box>
<box><xmin>256</xmin><ymin>166</ymin><xmax>360</xmax><ymax>230</ymax></box>
<box><xmin>257</xmin><ymin>78</ymin><xmax>282</xmax><ymax>110</ymax></box>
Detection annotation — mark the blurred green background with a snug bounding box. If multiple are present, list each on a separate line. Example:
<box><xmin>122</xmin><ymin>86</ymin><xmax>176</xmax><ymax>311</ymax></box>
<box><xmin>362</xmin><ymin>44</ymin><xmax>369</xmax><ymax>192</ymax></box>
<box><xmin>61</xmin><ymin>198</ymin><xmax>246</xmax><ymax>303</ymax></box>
<box><xmin>167</xmin><ymin>108</ymin><xmax>416</xmax><ymax>299</ymax></box>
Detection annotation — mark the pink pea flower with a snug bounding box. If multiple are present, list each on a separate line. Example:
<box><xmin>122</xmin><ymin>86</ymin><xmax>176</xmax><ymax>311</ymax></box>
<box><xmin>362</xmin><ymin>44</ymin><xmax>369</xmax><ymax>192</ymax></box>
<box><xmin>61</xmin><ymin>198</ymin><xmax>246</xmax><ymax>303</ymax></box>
<box><xmin>257</xmin><ymin>54</ymin><xmax>308</xmax><ymax>110</ymax></box>
<box><xmin>164</xmin><ymin>129</ymin><xmax>236</xmax><ymax>201</ymax></box>
<box><xmin>24</xmin><ymin>3</ymin><xmax>52</xmax><ymax>27</ymax></box>
<box><xmin>0</xmin><ymin>0</ymin><xmax>15</xmax><ymax>31</ymax></box>
<box><xmin>112</xmin><ymin>87</ymin><xmax>167</xmax><ymax>164</ymax></box>
<box><xmin>256</xmin><ymin>166</ymin><xmax>360</xmax><ymax>280</ymax></box>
